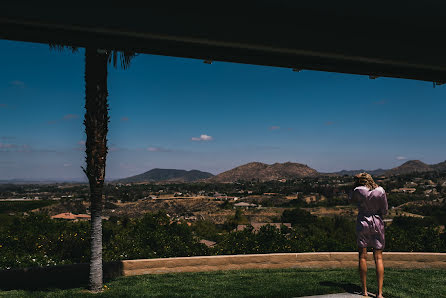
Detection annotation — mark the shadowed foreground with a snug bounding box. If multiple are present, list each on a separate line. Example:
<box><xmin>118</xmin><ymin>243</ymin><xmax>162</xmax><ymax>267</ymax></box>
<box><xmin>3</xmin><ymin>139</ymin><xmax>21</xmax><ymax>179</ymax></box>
<box><xmin>0</xmin><ymin>268</ymin><xmax>445</xmax><ymax>297</ymax></box>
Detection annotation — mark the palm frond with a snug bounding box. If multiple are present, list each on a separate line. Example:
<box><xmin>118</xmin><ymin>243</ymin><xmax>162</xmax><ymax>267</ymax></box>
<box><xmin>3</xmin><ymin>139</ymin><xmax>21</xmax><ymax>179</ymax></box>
<box><xmin>49</xmin><ymin>44</ymin><xmax>136</xmax><ymax>70</ymax></box>
<box><xmin>49</xmin><ymin>43</ymin><xmax>79</xmax><ymax>53</ymax></box>
<box><xmin>108</xmin><ymin>51</ymin><xmax>137</xmax><ymax>70</ymax></box>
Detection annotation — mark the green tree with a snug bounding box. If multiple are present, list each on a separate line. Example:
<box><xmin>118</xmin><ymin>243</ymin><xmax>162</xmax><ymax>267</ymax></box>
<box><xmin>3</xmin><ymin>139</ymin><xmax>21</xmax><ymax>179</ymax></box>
<box><xmin>281</xmin><ymin>208</ymin><xmax>316</xmax><ymax>226</ymax></box>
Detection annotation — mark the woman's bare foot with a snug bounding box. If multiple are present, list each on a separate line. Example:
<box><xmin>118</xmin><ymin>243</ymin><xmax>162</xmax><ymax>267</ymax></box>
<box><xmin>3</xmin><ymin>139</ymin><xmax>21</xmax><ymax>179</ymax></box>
<box><xmin>360</xmin><ymin>291</ymin><xmax>368</xmax><ymax>297</ymax></box>
<box><xmin>377</xmin><ymin>294</ymin><xmax>384</xmax><ymax>298</ymax></box>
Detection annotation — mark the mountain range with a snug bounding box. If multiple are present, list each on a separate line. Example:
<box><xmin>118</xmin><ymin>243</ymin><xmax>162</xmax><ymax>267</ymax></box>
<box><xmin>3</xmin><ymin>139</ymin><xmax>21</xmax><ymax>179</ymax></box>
<box><xmin>4</xmin><ymin>160</ymin><xmax>444</xmax><ymax>184</ymax></box>
<box><xmin>115</xmin><ymin>160</ymin><xmax>446</xmax><ymax>183</ymax></box>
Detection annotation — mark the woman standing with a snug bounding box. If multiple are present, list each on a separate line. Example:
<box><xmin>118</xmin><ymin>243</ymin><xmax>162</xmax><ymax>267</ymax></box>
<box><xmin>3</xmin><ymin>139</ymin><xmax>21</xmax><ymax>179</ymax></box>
<box><xmin>350</xmin><ymin>173</ymin><xmax>388</xmax><ymax>298</ymax></box>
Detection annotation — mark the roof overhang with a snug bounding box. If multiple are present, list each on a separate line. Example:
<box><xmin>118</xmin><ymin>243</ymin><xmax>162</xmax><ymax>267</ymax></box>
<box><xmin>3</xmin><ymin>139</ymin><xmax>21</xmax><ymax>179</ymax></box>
<box><xmin>1</xmin><ymin>2</ymin><xmax>446</xmax><ymax>82</ymax></box>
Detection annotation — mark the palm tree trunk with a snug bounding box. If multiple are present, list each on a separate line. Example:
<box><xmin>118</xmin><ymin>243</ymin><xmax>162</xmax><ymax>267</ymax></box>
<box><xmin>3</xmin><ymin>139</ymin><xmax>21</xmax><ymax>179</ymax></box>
<box><xmin>84</xmin><ymin>47</ymin><xmax>109</xmax><ymax>292</ymax></box>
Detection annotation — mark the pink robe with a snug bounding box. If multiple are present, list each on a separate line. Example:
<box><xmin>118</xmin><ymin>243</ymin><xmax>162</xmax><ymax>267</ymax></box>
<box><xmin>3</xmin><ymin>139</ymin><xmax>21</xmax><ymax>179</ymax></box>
<box><xmin>350</xmin><ymin>186</ymin><xmax>388</xmax><ymax>250</ymax></box>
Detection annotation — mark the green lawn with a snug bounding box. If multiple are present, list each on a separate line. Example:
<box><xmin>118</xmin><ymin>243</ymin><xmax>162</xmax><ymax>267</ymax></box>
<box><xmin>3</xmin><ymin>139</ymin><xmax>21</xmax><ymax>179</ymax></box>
<box><xmin>1</xmin><ymin>268</ymin><xmax>445</xmax><ymax>298</ymax></box>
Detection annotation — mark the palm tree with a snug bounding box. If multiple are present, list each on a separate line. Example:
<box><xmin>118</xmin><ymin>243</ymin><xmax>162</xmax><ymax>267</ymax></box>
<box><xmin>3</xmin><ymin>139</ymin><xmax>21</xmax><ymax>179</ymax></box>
<box><xmin>52</xmin><ymin>45</ymin><xmax>135</xmax><ymax>292</ymax></box>
<box><xmin>85</xmin><ymin>48</ymin><xmax>135</xmax><ymax>292</ymax></box>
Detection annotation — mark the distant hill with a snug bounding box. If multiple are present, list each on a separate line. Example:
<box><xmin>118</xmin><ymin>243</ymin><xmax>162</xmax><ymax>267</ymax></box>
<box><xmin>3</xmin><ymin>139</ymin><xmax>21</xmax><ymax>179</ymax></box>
<box><xmin>208</xmin><ymin>162</ymin><xmax>319</xmax><ymax>183</ymax></box>
<box><xmin>432</xmin><ymin>160</ymin><xmax>446</xmax><ymax>172</ymax></box>
<box><xmin>115</xmin><ymin>169</ymin><xmax>214</xmax><ymax>183</ymax></box>
<box><xmin>0</xmin><ymin>178</ymin><xmax>87</xmax><ymax>184</ymax></box>
<box><xmin>329</xmin><ymin>160</ymin><xmax>446</xmax><ymax>177</ymax></box>
<box><xmin>385</xmin><ymin>160</ymin><xmax>446</xmax><ymax>176</ymax></box>
<box><xmin>329</xmin><ymin>168</ymin><xmax>388</xmax><ymax>176</ymax></box>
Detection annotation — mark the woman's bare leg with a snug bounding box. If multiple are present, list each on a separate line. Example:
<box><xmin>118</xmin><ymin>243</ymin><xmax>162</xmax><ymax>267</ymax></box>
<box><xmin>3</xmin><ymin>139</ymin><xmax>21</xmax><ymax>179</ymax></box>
<box><xmin>358</xmin><ymin>247</ymin><xmax>368</xmax><ymax>296</ymax></box>
<box><xmin>373</xmin><ymin>249</ymin><xmax>384</xmax><ymax>298</ymax></box>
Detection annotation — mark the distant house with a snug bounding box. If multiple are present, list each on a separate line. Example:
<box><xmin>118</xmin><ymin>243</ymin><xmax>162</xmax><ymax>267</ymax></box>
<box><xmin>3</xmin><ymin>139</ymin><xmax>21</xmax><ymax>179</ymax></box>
<box><xmin>233</xmin><ymin>202</ymin><xmax>257</xmax><ymax>209</ymax></box>
<box><xmin>215</xmin><ymin>196</ymin><xmax>231</xmax><ymax>200</ymax></box>
<box><xmin>391</xmin><ymin>188</ymin><xmax>416</xmax><ymax>194</ymax></box>
<box><xmin>51</xmin><ymin>212</ymin><xmax>90</xmax><ymax>221</ymax></box>
<box><xmin>51</xmin><ymin>213</ymin><xmax>106</xmax><ymax>221</ymax></box>
<box><xmin>424</xmin><ymin>189</ymin><xmax>438</xmax><ymax>195</ymax></box>
<box><xmin>236</xmin><ymin>223</ymin><xmax>292</xmax><ymax>232</ymax></box>
<box><xmin>199</xmin><ymin>239</ymin><xmax>217</xmax><ymax>248</ymax></box>
<box><xmin>303</xmin><ymin>194</ymin><xmax>326</xmax><ymax>203</ymax></box>
<box><xmin>183</xmin><ymin>215</ymin><xmax>197</xmax><ymax>221</ymax></box>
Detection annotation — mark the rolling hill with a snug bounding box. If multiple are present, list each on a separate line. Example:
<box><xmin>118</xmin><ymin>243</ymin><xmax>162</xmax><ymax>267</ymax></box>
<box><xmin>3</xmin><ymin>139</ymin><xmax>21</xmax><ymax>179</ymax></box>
<box><xmin>331</xmin><ymin>160</ymin><xmax>446</xmax><ymax>177</ymax></box>
<box><xmin>385</xmin><ymin>160</ymin><xmax>446</xmax><ymax>176</ymax></box>
<box><xmin>330</xmin><ymin>168</ymin><xmax>387</xmax><ymax>176</ymax></box>
<box><xmin>115</xmin><ymin>169</ymin><xmax>214</xmax><ymax>183</ymax></box>
<box><xmin>207</xmin><ymin>162</ymin><xmax>319</xmax><ymax>183</ymax></box>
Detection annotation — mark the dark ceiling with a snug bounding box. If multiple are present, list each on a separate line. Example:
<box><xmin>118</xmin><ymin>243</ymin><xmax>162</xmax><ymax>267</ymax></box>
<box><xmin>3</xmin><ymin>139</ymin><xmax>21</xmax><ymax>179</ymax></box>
<box><xmin>1</xmin><ymin>2</ymin><xmax>446</xmax><ymax>82</ymax></box>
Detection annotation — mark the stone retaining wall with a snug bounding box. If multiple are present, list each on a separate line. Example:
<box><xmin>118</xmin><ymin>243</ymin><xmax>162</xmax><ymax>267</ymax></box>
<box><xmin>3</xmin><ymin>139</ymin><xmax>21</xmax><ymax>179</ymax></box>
<box><xmin>1</xmin><ymin>252</ymin><xmax>445</xmax><ymax>290</ymax></box>
<box><xmin>122</xmin><ymin>252</ymin><xmax>446</xmax><ymax>276</ymax></box>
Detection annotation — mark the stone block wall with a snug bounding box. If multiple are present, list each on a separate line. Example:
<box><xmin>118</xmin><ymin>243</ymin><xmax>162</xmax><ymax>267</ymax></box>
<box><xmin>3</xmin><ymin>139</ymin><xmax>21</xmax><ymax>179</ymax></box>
<box><xmin>121</xmin><ymin>252</ymin><xmax>446</xmax><ymax>276</ymax></box>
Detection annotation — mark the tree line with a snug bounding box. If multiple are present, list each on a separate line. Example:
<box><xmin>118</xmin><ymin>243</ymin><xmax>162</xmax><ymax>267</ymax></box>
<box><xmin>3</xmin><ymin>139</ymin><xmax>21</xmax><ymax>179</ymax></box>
<box><xmin>1</xmin><ymin>209</ymin><xmax>445</xmax><ymax>270</ymax></box>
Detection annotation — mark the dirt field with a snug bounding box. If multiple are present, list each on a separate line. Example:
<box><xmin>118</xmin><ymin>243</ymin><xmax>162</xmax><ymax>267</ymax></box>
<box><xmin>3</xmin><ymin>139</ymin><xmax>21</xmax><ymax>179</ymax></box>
<box><xmin>303</xmin><ymin>206</ymin><xmax>356</xmax><ymax>219</ymax></box>
<box><xmin>37</xmin><ymin>197</ymin><xmax>286</xmax><ymax>224</ymax></box>
<box><xmin>36</xmin><ymin>195</ymin><xmax>429</xmax><ymax>225</ymax></box>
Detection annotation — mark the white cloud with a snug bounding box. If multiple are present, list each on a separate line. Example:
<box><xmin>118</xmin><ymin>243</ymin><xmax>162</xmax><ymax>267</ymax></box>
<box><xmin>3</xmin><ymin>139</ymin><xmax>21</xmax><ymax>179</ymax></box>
<box><xmin>147</xmin><ymin>147</ymin><xmax>171</xmax><ymax>152</ymax></box>
<box><xmin>0</xmin><ymin>143</ymin><xmax>16</xmax><ymax>149</ymax></box>
<box><xmin>63</xmin><ymin>114</ymin><xmax>79</xmax><ymax>120</ymax></box>
<box><xmin>373</xmin><ymin>100</ymin><xmax>387</xmax><ymax>105</ymax></box>
<box><xmin>396</xmin><ymin>156</ymin><xmax>407</xmax><ymax>160</ymax></box>
<box><xmin>191</xmin><ymin>134</ymin><xmax>214</xmax><ymax>141</ymax></box>
<box><xmin>119</xmin><ymin>162</ymin><xmax>141</xmax><ymax>171</ymax></box>
<box><xmin>47</xmin><ymin>114</ymin><xmax>79</xmax><ymax>125</ymax></box>
<box><xmin>0</xmin><ymin>143</ymin><xmax>45</xmax><ymax>153</ymax></box>
<box><xmin>9</xmin><ymin>80</ymin><xmax>25</xmax><ymax>88</ymax></box>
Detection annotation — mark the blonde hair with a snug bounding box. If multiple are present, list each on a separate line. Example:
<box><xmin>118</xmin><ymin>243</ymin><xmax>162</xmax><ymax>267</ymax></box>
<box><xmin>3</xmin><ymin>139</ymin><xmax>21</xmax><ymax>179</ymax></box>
<box><xmin>354</xmin><ymin>172</ymin><xmax>378</xmax><ymax>190</ymax></box>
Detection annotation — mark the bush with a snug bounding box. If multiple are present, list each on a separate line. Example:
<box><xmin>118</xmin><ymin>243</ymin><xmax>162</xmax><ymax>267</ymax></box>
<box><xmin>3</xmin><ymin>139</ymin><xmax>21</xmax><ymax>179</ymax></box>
<box><xmin>0</xmin><ymin>214</ymin><xmax>90</xmax><ymax>269</ymax></box>
<box><xmin>1</xmin><ymin>212</ymin><xmax>445</xmax><ymax>270</ymax></box>
<box><xmin>386</xmin><ymin>216</ymin><xmax>446</xmax><ymax>252</ymax></box>
<box><xmin>281</xmin><ymin>208</ymin><xmax>316</xmax><ymax>226</ymax></box>
<box><xmin>0</xmin><ymin>212</ymin><xmax>209</xmax><ymax>270</ymax></box>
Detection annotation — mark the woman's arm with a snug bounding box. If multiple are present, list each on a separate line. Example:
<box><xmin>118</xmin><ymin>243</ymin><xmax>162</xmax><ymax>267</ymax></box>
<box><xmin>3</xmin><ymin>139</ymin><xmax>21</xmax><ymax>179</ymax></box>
<box><xmin>381</xmin><ymin>191</ymin><xmax>388</xmax><ymax>215</ymax></box>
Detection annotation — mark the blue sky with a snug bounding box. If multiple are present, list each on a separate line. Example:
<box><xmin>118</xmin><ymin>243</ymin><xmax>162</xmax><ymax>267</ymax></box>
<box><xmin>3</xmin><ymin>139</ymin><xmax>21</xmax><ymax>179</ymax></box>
<box><xmin>1</xmin><ymin>39</ymin><xmax>446</xmax><ymax>180</ymax></box>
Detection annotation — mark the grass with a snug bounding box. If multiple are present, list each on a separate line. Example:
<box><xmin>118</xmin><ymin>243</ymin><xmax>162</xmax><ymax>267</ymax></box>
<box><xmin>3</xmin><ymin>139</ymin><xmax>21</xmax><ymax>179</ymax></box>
<box><xmin>0</xmin><ymin>268</ymin><xmax>445</xmax><ymax>297</ymax></box>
